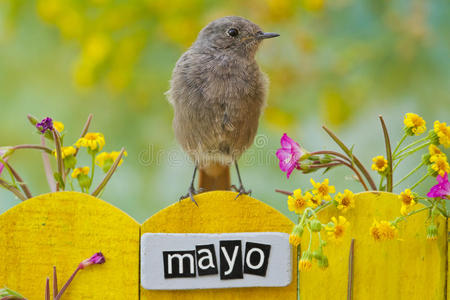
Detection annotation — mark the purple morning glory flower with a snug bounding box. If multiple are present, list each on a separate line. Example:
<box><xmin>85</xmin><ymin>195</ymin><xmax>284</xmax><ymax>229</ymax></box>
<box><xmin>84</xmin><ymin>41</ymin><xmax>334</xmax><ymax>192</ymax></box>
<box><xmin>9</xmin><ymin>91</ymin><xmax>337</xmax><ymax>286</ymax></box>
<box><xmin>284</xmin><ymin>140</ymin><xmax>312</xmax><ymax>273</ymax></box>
<box><xmin>276</xmin><ymin>133</ymin><xmax>305</xmax><ymax>178</ymax></box>
<box><xmin>427</xmin><ymin>173</ymin><xmax>450</xmax><ymax>199</ymax></box>
<box><xmin>79</xmin><ymin>252</ymin><xmax>106</xmax><ymax>269</ymax></box>
<box><xmin>36</xmin><ymin>117</ymin><xmax>54</xmax><ymax>133</ymax></box>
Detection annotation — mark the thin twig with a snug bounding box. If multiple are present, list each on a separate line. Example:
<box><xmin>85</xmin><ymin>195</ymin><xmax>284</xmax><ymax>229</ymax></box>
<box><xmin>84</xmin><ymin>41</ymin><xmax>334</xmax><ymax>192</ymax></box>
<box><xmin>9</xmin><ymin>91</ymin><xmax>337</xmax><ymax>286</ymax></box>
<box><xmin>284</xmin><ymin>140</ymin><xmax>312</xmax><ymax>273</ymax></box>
<box><xmin>0</xmin><ymin>178</ymin><xmax>27</xmax><ymax>201</ymax></box>
<box><xmin>333</xmin><ymin>159</ymin><xmax>369</xmax><ymax>191</ymax></box>
<box><xmin>91</xmin><ymin>147</ymin><xmax>125</xmax><ymax>197</ymax></box>
<box><xmin>5</xmin><ymin>162</ymin><xmax>32</xmax><ymax>198</ymax></box>
<box><xmin>347</xmin><ymin>238</ymin><xmax>355</xmax><ymax>300</ymax></box>
<box><xmin>55</xmin><ymin>267</ymin><xmax>80</xmax><ymax>300</ymax></box>
<box><xmin>322</xmin><ymin>126</ymin><xmax>377</xmax><ymax>190</ymax></box>
<box><xmin>74</xmin><ymin>114</ymin><xmax>93</xmax><ymax>157</ymax></box>
<box><xmin>53</xmin><ymin>266</ymin><xmax>58</xmax><ymax>299</ymax></box>
<box><xmin>41</xmin><ymin>136</ymin><xmax>56</xmax><ymax>192</ymax></box>
<box><xmin>310</xmin><ymin>150</ymin><xmax>353</xmax><ymax>164</ymax></box>
<box><xmin>12</xmin><ymin>144</ymin><xmax>53</xmax><ymax>154</ymax></box>
<box><xmin>275</xmin><ymin>189</ymin><xmax>293</xmax><ymax>196</ymax></box>
<box><xmin>52</xmin><ymin>130</ymin><xmax>65</xmax><ymax>190</ymax></box>
<box><xmin>379</xmin><ymin>116</ymin><xmax>393</xmax><ymax>192</ymax></box>
<box><xmin>45</xmin><ymin>277</ymin><xmax>50</xmax><ymax>300</ymax></box>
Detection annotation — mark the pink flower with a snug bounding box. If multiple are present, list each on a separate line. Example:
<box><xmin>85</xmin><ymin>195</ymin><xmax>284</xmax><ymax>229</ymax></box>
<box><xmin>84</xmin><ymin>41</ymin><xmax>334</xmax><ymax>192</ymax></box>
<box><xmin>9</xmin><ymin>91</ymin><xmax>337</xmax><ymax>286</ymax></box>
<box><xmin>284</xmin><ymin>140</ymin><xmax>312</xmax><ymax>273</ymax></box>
<box><xmin>427</xmin><ymin>173</ymin><xmax>450</xmax><ymax>199</ymax></box>
<box><xmin>276</xmin><ymin>133</ymin><xmax>304</xmax><ymax>178</ymax></box>
<box><xmin>0</xmin><ymin>149</ymin><xmax>8</xmax><ymax>176</ymax></box>
<box><xmin>78</xmin><ymin>252</ymin><xmax>105</xmax><ymax>269</ymax></box>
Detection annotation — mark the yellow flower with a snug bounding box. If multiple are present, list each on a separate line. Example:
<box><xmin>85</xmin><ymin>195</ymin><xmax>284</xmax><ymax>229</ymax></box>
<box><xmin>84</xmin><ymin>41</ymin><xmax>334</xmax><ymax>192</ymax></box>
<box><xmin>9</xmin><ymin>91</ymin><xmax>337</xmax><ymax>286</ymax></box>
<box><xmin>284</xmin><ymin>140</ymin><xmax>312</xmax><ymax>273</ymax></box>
<box><xmin>96</xmin><ymin>151</ymin><xmax>128</xmax><ymax>168</ymax></box>
<box><xmin>430</xmin><ymin>155</ymin><xmax>450</xmax><ymax>177</ymax></box>
<box><xmin>429</xmin><ymin>144</ymin><xmax>443</xmax><ymax>157</ymax></box>
<box><xmin>289</xmin><ymin>234</ymin><xmax>302</xmax><ymax>247</ymax></box>
<box><xmin>371</xmin><ymin>155</ymin><xmax>388</xmax><ymax>172</ymax></box>
<box><xmin>434</xmin><ymin>121</ymin><xmax>450</xmax><ymax>148</ymax></box>
<box><xmin>307</xmin><ymin>196</ymin><xmax>321</xmax><ymax>208</ymax></box>
<box><xmin>370</xmin><ymin>219</ymin><xmax>397</xmax><ymax>241</ymax></box>
<box><xmin>334</xmin><ymin>189</ymin><xmax>355</xmax><ymax>212</ymax></box>
<box><xmin>54</xmin><ymin>146</ymin><xmax>76</xmax><ymax>159</ymax></box>
<box><xmin>398</xmin><ymin>189</ymin><xmax>416</xmax><ymax>216</ymax></box>
<box><xmin>398</xmin><ymin>189</ymin><xmax>416</xmax><ymax>206</ymax></box>
<box><xmin>326</xmin><ymin>216</ymin><xmax>349</xmax><ymax>241</ymax></box>
<box><xmin>287</xmin><ymin>189</ymin><xmax>313</xmax><ymax>214</ymax></box>
<box><xmin>53</xmin><ymin>121</ymin><xmax>64</xmax><ymax>133</ymax></box>
<box><xmin>310</xmin><ymin>178</ymin><xmax>335</xmax><ymax>201</ymax></box>
<box><xmin>426</xmin><ymin>223</ymin><xmax>438</xmax><ymax>240</ymax></box>
<box><xmin>403</xmin><ymin>113</ymin><xmax>426</xmax><ymax>136</ymax></box>
<box><xmin>71</xmin><ymin>166</ymin><xmax>90</xmax><ymax>178</ymax></box>
<box><xmin>298</xmin><ymin>251</ymin><xmax>313</xmax><ymax>272</ymax></box>
<box><xmin>75</xmin><ymin>133</ymin><xmax>105</xmax><ymax>152</ymax></box>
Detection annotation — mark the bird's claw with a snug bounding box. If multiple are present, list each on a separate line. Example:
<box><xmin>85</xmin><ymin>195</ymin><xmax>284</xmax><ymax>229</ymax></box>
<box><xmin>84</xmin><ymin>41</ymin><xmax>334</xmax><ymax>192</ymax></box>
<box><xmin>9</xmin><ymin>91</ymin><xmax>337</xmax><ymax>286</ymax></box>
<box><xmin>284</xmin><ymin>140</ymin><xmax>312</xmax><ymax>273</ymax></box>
<box><xmin>232</xmin><ymin>185</ymin><xmax>251</xmax><ymax>200</ymax></box>
<box><xmin>179</xmin><ymin>185</ymin><xmax>200</xmax><ymax>206</ymax></box>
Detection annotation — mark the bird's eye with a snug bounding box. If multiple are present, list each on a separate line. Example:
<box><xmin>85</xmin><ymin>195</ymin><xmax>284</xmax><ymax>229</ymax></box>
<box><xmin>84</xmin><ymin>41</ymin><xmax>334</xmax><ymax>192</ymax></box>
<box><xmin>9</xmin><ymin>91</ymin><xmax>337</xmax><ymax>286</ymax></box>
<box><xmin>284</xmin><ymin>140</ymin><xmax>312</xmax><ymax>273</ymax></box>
<box><xmin>227</xmin><ymin>28</ymin><xmax>239</xmax><ymax>37</ymax></box>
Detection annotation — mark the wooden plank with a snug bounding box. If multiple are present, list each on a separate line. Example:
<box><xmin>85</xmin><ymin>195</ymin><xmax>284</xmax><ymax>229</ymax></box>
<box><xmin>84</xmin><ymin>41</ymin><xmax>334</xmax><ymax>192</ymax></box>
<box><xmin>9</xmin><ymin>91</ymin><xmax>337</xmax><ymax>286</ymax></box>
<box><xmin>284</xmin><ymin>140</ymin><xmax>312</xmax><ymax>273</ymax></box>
<box><xmin>140</xmin><ymin>191</ymin><xmax>297</xmax><ymax>299</ymax></box>
<box><xmin>0</xmin><ymin>191</ymin><xmax>140</xmax><ymax>299</ymax></box>
<box><xmin>300</xmin><ymin>191</ymin><xmax>447</xmax><ymax>299</ymax></box>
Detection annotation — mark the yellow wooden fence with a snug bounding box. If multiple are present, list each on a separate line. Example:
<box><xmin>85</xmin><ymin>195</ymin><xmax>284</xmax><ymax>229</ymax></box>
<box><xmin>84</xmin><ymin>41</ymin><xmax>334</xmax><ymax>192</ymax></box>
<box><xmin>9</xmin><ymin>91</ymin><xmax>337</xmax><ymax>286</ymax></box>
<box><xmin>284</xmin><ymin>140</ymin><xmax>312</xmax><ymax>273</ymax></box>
<box><xmin>0</xmin><ymin>191</ymin><xmax>448</xmax><ymax>299</ymax></box>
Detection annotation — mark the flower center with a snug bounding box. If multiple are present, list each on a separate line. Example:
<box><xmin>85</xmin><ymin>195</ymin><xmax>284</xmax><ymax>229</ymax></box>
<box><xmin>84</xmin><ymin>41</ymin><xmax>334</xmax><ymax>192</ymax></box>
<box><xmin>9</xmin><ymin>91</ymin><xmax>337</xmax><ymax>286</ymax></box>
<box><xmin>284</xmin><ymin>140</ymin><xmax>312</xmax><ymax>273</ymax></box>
<box><xmin>341</xmin><ymin>196</ymin><xmax>350</xmax><ymax>206</ymax></box>
<box><xmin>334</xmin><ymin>225</ymin><xmax>344</xmax><ymax>237</ymax></box>
<box><xmin>376</xmin><ymin>160</ymin><xmax>385</xmax><ymax>168</ymax></box>
<box><xmin>295</xmin><ymin>198</ymin><xmax>305</xmax><ymax>208</ymax></box>
<box><xmin>318</xmin><ymin>185</ymin><xmax>328</xmax><ymax>194</ymax></box>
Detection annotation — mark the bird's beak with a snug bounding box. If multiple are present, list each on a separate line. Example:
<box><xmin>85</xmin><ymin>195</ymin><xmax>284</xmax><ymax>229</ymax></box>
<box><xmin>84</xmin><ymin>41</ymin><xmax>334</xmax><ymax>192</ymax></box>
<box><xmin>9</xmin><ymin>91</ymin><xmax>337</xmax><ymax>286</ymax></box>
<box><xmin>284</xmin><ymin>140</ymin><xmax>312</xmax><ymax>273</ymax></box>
<box><xmin>257</xmin><ymin>32</ymin><xmax>280</xmax><ymax>39</ymax></box>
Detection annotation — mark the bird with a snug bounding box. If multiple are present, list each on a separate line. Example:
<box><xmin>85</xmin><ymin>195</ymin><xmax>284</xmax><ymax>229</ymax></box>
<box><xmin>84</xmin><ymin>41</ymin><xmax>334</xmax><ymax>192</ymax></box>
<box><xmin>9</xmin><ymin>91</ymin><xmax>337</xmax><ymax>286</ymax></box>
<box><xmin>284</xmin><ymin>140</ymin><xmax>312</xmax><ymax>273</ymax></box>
<box><xmin>166</xmin><ymin>16</ymin><xmax>279</xmax><ymax>205</ymax></box>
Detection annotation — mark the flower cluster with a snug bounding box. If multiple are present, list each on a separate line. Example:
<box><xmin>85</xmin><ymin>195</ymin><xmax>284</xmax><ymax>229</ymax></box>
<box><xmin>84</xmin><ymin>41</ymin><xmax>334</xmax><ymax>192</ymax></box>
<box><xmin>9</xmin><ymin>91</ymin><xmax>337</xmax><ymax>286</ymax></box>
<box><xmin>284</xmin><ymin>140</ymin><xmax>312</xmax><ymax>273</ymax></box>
<box><xmin>285</xmin><ymin>178</ymin><xmax>352</xmax><ymax>271</ymax></box>
<box><xmin>276</xmin><ymin>112</ymin><xmax>448</xmax><ymax>261</ymax></box>
<box><xmin>0</xmin><ymin>115</ymin><xmax>126</xmax><ymax>201</ymax></box>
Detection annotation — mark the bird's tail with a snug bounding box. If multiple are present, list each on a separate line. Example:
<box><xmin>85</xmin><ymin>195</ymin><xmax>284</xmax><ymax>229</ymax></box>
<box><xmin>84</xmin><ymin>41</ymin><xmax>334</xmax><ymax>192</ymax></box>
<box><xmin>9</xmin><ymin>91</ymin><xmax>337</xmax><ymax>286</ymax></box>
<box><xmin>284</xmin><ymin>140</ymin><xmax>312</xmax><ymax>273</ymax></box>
<box><xmin>198</xmin><ymin>163</ymin><xmax>231</xmax><ymax>191</ymax></box>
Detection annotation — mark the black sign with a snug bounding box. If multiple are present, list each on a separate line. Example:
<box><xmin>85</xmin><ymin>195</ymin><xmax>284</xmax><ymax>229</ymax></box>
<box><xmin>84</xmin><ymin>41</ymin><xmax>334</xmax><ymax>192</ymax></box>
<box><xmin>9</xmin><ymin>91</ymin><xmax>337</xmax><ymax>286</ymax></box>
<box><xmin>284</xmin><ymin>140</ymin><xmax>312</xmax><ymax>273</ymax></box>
<box><xmin>196</xmin><ymin>244</ymin><xmax>218</xmax><ymax>276</ymax></box>
<box><xmin>163</xmin><ymin>250</ymin><xmax>196</xmax><ymax>278</ymax></box>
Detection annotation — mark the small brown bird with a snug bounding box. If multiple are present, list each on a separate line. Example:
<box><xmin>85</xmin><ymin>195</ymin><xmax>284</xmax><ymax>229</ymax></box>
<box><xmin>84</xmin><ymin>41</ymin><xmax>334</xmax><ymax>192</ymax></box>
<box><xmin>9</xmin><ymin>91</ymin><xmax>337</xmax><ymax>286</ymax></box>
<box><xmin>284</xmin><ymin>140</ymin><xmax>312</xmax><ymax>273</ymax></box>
<box><xmin>166</xmin><ymin>16</ymin><xmax>279</xmax><ymax>204</ymax></box>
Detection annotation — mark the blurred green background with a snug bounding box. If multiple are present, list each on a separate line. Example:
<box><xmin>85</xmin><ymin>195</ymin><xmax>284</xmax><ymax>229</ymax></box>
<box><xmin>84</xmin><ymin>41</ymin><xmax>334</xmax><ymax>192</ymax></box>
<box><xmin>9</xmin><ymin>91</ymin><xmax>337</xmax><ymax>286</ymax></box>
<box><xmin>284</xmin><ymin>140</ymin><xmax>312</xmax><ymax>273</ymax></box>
<box><xmin>0</xmin><ymin>0</ymin><xmax>449</xmax><ymax>223</ymax></box>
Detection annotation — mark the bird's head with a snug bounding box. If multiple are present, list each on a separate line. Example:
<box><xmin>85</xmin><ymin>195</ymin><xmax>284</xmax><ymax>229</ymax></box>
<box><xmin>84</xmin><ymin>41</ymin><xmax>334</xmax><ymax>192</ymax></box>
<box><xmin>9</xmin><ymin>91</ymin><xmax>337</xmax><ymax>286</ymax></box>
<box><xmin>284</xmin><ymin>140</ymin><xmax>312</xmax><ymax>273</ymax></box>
<box><xmin>193</xmin><ymin>16</ymin><xmax>279</xmax><ymax>58</ymax></box>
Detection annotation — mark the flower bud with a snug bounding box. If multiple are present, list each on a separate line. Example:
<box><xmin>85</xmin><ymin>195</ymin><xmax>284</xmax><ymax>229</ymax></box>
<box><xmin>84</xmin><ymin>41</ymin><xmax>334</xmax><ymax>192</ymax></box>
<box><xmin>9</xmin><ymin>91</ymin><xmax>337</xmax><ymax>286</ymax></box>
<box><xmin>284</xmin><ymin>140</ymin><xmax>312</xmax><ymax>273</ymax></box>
<box><xmin>319</xmin><ymin>155</ymin><xmax>333</xmax><ymax>164</ymax></box>
<box><xmin>77</xmin><ymin>174</ymin><xmax>91</xmax><ymax>189</ymax></box>
<box><xmin>426</xmin><ymin>223</ymin><xmax>438</xmax><ymax>240</ymax></box>
<box><xmin>64</xmin><ymin>156</ymin><xmax>77</xmax><ymax>170</ymax></box>
<box><xmin>421</xmin><ymin>153</ymin><xmax>432</xmax><ymax>165</ymax></box>
<box><xmin>317</xmin><ymin>255</ymin><xmax>329</xmax><ymax>269</ymax></box>
<box><xmin>310</xmin><ymin>219</ymin><xmax>323</xmax><ymax>232</ymax></box>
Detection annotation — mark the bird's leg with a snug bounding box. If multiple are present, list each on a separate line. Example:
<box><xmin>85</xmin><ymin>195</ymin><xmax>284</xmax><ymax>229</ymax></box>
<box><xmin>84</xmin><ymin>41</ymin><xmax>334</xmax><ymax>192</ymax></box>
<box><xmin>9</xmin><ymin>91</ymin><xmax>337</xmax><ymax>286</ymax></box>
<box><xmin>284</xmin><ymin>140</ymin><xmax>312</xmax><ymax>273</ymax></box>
<box><xmin>179</xmin><ymin>166</ymin><xmax>202</xmax><ymax>206</ymax></box>
<box><xmin>232</xmin><ymin>162</ymin><xmax>251</xmax><ymax>200</ymax></box>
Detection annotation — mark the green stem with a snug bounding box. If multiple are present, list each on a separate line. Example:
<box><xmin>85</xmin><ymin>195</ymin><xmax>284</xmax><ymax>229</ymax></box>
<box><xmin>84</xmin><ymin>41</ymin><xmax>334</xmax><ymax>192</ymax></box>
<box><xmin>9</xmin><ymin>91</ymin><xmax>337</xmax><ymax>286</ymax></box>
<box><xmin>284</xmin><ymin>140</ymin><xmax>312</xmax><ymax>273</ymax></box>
<box><xmin>0</xmin><ymin>157</ymin><xmax>17</xmax><ymax>186</ymax></box>
<box><xmin>378</xmin><ymin>174</ymin><xmax>385</xmax><ymax>191</ymax></box>
<box><xmin>393</xmin><ymin>206</ymin><xmax>430</xmax><ymax>225</ymax></box>
<box><xmin>410</xmin><ymin>173</ymin><xmax>429</xmax><ymax>190</ymax></box>
<box><xmin>393</xmin><ymin>161</ymin><xmax>425</xmax><ymax>189</ymax></box>
<box><xmin>91</xmin><ymin>148</ymin><xmax>125</xmax><ymax>197</ymax></box>
<box><xmin>310</xmin><ymin>150</ymin><xmax>353</xmax><ymax>164</ymax></box>
<box><xmin>307</xmin><ymin>224</ymin><xmax>312</xmax><ymax>251</ymax></box>
<box><xmin>5</xmin><ymin>162</ymin><xmax>32</xmax><ymax>198</ymax></box>
<box><xmin>0</xmin><ymin>178</ymin><xmax>27</xmax><ymax>201</ymax></box>
<box><xmin>393</xmin><ymin>133</ymin><xmax>408</xmax><ymax>155</ymax></box>
<box><xmin>52</xmin><ymin>130</ymin><xmax>65</xmax><ymax>191</ymax></box>
<box><xmin>322</xmin><ymin>126</ymin><xmax>377</xmax><ymax>190</ymax></box>
<box><xmin>314</xmin><ymin>201</ymin><xmax>332</xmax><ymax>215</ymax></box>
<box><xmin>379</xmin><ymin>116</ymin><xmax>393</xmax><ymax>192</ymax></box>
<box><xmin>88</xmin><ymin>152</ymin><xmax>96</xmax><ymax>191</ymax></box>
<box><xmin>395</xmin><ymin>135</ymin><xmax>429</xmax><ymax>156</ymax></box>
<box><xmin>394</xmin><ymin>141</ymin><xmax>431</xmax><ymax>160</ymax></box>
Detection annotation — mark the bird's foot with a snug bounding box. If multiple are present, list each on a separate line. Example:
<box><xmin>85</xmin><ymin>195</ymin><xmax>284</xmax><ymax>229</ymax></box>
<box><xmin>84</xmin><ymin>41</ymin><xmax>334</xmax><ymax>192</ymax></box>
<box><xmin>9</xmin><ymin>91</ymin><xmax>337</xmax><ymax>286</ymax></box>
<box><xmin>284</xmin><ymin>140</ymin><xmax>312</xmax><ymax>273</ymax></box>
<box><xmin>179</xmin><ymin>186</ymin><xmax>204</xmax><ymax>206</ymax></box>
<box><xmin>231</xmin><ymin>184</ymin><xmax>252</xmax><ymax>200</ymax></box>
